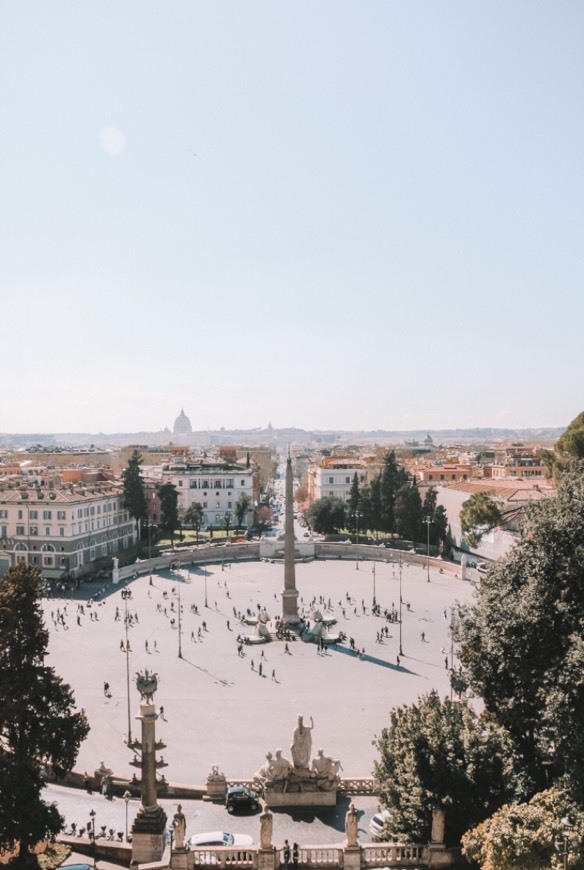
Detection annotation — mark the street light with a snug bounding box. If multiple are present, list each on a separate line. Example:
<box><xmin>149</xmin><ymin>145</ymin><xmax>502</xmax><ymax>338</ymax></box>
<box><xmin>355</xmin><ymin>510</ymin><xmax>360</xmax><ymax>544</ymax></box>
<box><xmin>89</xmin><ymin>809</ymin><xmax>97</xmax><ymax>868</ymax></box>
<box><xmin>555</xmin><ymin>816</ymin><xmax>575</xmax><ymax>870</ymax></box>
<box><xmin>372</xmin><ymin>562</ymin><xmax>377</xmax><ymax>608</ymax></box>
<box><xmin>398</xmin><ymin>557</ymin><xmax>403</xmax><ymax>656</ymax></box>
<box><xmin>177</xmin><ymin>581</ymin><xmax>183</xmax><ymax>659</ymax></box>
<box><xmin>424</xmin><ymin>516</ymin><xmax>432</xmax><ymax>582</ymax></box>
<box><xmin>123</xmin><ymin>791</ymin><xmax>131</xmax><ymax>842</ymax></box>
<box><xmin>121</xmin><ymin>587</ymin><xmax>132</xmax><ymax>744</ymax></box>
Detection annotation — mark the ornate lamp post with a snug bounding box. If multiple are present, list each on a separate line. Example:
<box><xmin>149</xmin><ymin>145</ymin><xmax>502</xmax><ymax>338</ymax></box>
<box><xmin>424</xmin><ymin>516</ymin><xmax>432</xmax><ymax>582</ymax></box>
<box><xmin>123</xmin><ymin>790</ymin><xmax>131</xmax><ymax>842</ymax></box>
<box><xmin>555</xmin><ymin>816</ymin><xmax>575</xmax><ymax>870</ymax></box>
<box><xmin>121</xmin><ymin>587</ymin><xmax>132</xmax><ymax>743</ymax></box>
<box><xmin>89</xmin><ymin>809</ymin><xmax>97</xmax><ymax>868</ymax></box>
<box><xmin>398</xmin><ymin>556</ymin><xmax>403</xmax><ymax>656</ymax></box>
<box><xmin>372</xmin><ymin>562</ymin><xmax>377</xmax><ymax>608</ymax></box>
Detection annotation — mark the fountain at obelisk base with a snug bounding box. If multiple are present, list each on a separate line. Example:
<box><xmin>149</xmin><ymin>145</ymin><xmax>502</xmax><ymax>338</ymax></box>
<box><xmin>129</xmin><ymin>671</ymin><xmax>168</xmax><ymax>866</ymax></box>
<box><xmin>281</xmin><ymin>454</ymin><xmax>300</xmax><ymax>625</ymax></box>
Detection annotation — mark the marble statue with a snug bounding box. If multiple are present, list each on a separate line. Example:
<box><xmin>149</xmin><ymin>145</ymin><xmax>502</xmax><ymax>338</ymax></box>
<box><xmin>173</xmin><ymin>804</ymin><xmax>186</xmax><ymax>849</ymax></box>
<box><xmin>291</xmin><ymin>715</ymin><xmax>314</xmax><ymax>769</ymax></box>
<box><xmin>311</xmin><ymin>748</ymin><xmax>342</xmax><ymax>782</ymax></box>
<box><xmin>345</xmin><ymin>802</ymin><xmax>358</xmax><ymax>847</ymax></box>
<box><xmin>259</xmin><ymin>807</ymin><xmax>273</xmax><ymax>849</ymax></box>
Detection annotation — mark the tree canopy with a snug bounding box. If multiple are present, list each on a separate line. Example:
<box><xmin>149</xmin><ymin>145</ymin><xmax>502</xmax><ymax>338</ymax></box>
<box><xmin>459</xmin><ymin>491</ymin><xmax>503</xmax><ymax>547</ymax></box>
<box><xmin>306</xmin><ymin>496</ymin><xmax>347</xmax><ymax>535</ymax></box>
<box><xmin>372</xmin><ymin>691</ymin><xmax>520</xmax><ymax>847</ymax></box>
<box><xmin>454</xmin><ymin>471</ymin><xmax>584</xmax><ymax>801</ymax></box>
<box><xmin>461</xmin><ymin>787</ymin><xmax>584</xmax><ymax>870</ymax></box>
<box><xmin>158</xmin><ymin>482</ymin><xmax>179</xmax><ymax>545</ymax></box>
<box><xmin>0</xmin><ymin>564</ymin><xmax>89</xmax><ymax>865</ymax></box>
<box><xmin>235</xmin><ymin>493</ymin><xmax>252</xmax><ymax>532</ymax></box>
<box><xmin>122</xmin><ymin>449</ymin><xmax>148</xmax><ymax>538</ymax></box>
<box><xmin>183</xmin><ymin>502</ymin><xmax>204</xmax><ymax>540</ymax></box>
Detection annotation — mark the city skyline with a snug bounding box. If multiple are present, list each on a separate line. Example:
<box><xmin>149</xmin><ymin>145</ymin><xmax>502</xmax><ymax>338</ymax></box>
<box><xmin>2</xmin><ymin>2</ymin><xmax>582</xmax><ymax>434</ymax></box>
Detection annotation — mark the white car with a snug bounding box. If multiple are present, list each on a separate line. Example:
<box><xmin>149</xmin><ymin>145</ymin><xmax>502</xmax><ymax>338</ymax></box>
<box><xmin>369</xmin><ymin>809</ymin><xmax>392</xmax><ymax>839</ymax></box>
<box><xmin>189</xmin><ymin>832</ymin><xmax>253</xmax><ymax>848</ymax></box>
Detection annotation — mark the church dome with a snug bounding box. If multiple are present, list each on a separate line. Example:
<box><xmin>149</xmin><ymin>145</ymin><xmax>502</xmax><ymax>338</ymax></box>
<box><xmin>173</xmin><ymin>408</ymin><xmax>192</xmax><ymax>435</ymax></box>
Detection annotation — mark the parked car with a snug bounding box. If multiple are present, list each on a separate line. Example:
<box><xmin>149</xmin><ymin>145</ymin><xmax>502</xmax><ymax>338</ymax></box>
<box><xmin>225</xmin><ymin>785</ymin><xmax>261</xmax><ymax>813</ymax></box>
<box><xmin>189</xmin><ymin>831</ymin><xmax>254</xmax><ymax>847</ymax></box>
<box><xmin>369</xmin><ymin>809</ymin><xmax>392</xmax><ymax>839</ymax></box>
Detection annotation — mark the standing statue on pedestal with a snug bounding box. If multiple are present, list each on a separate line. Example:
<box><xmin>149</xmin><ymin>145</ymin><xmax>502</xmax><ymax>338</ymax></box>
<box><xmin>173</xmin><ymin>804</ymin><xmax>186</xmax><ymax>849</ymax></box>
<box><xmin>291</xmin><ymin>715</ymin><xmax>314</xmax><ymax>769</ymax></box>
<box><xmin>345</xmin><ymin>802</ymin><xmax>359</xmax><ymax>847</ymax></box>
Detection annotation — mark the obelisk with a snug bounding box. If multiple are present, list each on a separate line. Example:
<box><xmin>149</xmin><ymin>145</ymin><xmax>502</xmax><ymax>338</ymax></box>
<box><xmin>282</xmin><ymin>454</ymin><xmax>300</xmax><ymax>624</ymax></box>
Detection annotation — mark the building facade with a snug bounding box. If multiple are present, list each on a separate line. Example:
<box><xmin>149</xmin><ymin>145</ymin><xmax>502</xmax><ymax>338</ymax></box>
<box><xmin>161</xmin><ymin>458</ymin><xmax>257</xmax><ymax>530</ymax></box>
<box><xmin>0</xmin><ymin>482</ymin><xmax>136</xmax><ymax>580</ymax></box>
<box><xmin>306</xmin><ymin>457</ymin><xmax>366</xmax><ymax>503</ymax></box>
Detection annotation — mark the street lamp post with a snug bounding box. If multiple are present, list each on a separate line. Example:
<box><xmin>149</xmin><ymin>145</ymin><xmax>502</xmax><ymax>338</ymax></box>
<box><xmin>177</xmin><ymin>581</ymin><xmax>182</xmax><ymax>659</ymax></box>
<box><xmin>89</xmin><ymin>809</ymin><xmax>97</xmax><ymax>868</ymax></box>
<box><xmin>398</xmin><ymin>556</ymin><xmax>403</xmax><ymax>656</ymax></box>
<box><xmin>123</xmin><ymin>790</ymin><xmax>131</xmax><ymax>842</ymax></box>
<box><xmin>121</xmin><ymin>588</ymin><xmax>132</xmax><ymax>744</ymax></box>
<box><xmin>555</xmin><ymin>816</ymin><xmax>575</xmax><ymax>870</ymax></box>
<box><xmin>372</xmin><ymin>562</ymin><xmax>376</xmax><ymax>608</ymax></box>
<box><xmin>424</xmin><ymin>516</ymin><xmax>432</xmax><ymax>582</ymax></box>
<box><xmin>204</xmin><ymin>571</ymin><xmax>208</xmax><ymax>608</ymax></box>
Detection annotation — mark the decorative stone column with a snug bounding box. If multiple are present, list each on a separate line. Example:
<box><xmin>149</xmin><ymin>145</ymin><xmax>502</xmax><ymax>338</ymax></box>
<box><xmin>129</xmin><ymin>672</ymin><xmax>168</xmax><ymax>866</ymax></box>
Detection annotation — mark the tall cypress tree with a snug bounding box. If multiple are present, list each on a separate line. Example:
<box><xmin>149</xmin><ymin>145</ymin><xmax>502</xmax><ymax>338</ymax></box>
<box><xmin>122</xmin><ymin>449</ymin><xmax>148</xmax><ymax>541</ymax></box>
<box><xmin>0</xmin><ymin>564</ymin><xmax>89</xmax><ymax>865</ymax></box>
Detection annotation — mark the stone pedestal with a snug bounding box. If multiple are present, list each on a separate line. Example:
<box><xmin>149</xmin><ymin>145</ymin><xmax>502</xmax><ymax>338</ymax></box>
<box><xmin>264</xmin><ymin>789</ymin><xmax>337</xmax><ymax>808</ymax></box>
<box><xmin>425</xmin><ymin>844</ymin><xmax>452</xmax><ymax>867</ymax></box>
<box><xmin>170</xmin><ymin>847</ymin><xmax>193</xmax><ymax>870</ymax></box>
<box><xmin>257</xmin><ymin>847</ymin><xmax>277</xmax><ymax>870</ymax></box>
<box><xmin>342</xmin><ymin>846</ymin><xmax>362</xmax><ymax>870</ymax></box>
<box><xmin>130</xmin><ymin>804</ymin><xmax>167</xmax><ymax>865</ymax></box>
<box><xmin>205</xmin><ymin>767</ymin><xmax>227</xmax><ymax>801</ymax></box>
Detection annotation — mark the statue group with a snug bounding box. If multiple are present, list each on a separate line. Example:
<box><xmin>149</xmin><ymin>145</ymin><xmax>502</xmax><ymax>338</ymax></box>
<box><xmin>254</xmin><ymin>715</ymin><xmax>342</xmax><ymax>794</ymax></box>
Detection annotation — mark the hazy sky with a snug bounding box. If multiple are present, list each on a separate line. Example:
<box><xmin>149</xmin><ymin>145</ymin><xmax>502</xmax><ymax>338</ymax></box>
<box><xmin>1</xmin><ymin>2</ymin><xmax>582</xmax><ymax>434</ymax></box>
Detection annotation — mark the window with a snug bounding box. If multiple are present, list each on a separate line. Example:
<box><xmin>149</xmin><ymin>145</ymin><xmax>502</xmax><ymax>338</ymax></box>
<box><xmin>1</xmin><ymin>525</ymin><xmax>7</xmax><ymax>537</ymax></box>
<box><xmin>329</xmin><ymin>477</ymin><xmax>334</xmax><ymax>484</ymax></box>
<box><xmin>190</xmin><ymin>480</ymin><xmax>196</xmax><ymax>488</ymax></box>
<box><xmin>178</xmin><ymin>480</ymin><xmax>183</xmax><ymax>487</ymax></box>
<box><xmin>0</xmin><ymin>510</ymin><xmax>8</xmax><ymax>519</ymax></box>
<box><xmin>228</xmin><ymin>502</ymin><xmax>232</xmax><ymax>509</ymax></box>
<box><xmin>45</xmin><ymin>526</ymin><xmax>51</xmax><ymax>535</ymax></box>
<box><xmin>16</xmin><ymin>525</ymin><xmax>25</xmax><ymax>535</ymax></box>
<box><xmin>241</xmin><ymin>480</ymin><xmax>245</xmax><ymax>486</ymax></box>
<box><xmin>43</xmin><ymin>510</ymin><xmax>52</xmax><ymax>520</ymax></box>
<box><xmin>18</xmin><ymin>510</ymin><xmax>23</xmax><ymax>520</ymax></box>
<box><xmin>346</xmin><ymin>477</ymin><xmax>350</xmax><ymax>484</ymax></box>
<box><xmin>203</xmin><ymin>501</ymin><xmax>208</xmax><ymax>508</ymax></box>
<box><xmin>30</xmin><ymin>526</ymin><xmax>39</xmax><ymax>536</ymax></box>
<box><xmin>214</xmin><ymin>480</ymin><xmax>222</xmax><ymax>488</ymax></box>
<box><xmin>59</xmin><ymin>527</ymin><xmax>65</xmax><ymax>537</ymax></box>
<box><xmin>44</xmin><ymin>555</ymin><xmax>53</xmax><ymax>566</ymax></box>
<box><xmin>30</xmin><ymin>510</ymin><xmax>38</xmax><ymax>520</ymax></box>
<box><xmin>90</xmin><ymin>507</ymin><xmax>95</xmax><ymax>516</ymax></box>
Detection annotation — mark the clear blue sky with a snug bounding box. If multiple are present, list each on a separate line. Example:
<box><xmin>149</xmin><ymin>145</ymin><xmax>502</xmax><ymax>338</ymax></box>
<box><xmin>1</xmin><ymin>1</ymin><xmax>582</xmax><ymax>434</ymax></box>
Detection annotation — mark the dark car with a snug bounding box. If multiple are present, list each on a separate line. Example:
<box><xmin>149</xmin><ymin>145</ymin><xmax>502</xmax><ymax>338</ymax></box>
<box><xmin>225</xmin><ymin>785</ymin><xmax>261</xmax><ymax>814</ymax></box>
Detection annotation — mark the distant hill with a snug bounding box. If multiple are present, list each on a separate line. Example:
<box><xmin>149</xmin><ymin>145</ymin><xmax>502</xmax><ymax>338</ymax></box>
<box><xmin>0</xmin><ymin>426</ymin><xmax>565</xmax><ymax>450</ymax></box>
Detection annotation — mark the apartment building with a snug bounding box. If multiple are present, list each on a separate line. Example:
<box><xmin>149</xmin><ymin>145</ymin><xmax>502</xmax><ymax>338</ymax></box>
<box><xmin>0</xmin><ymin>481</ymin><xmax>136</xmax><ymax>580</ymax></box>
<box><xmin>161</xmin><ymin>458</ymin><xmax>257</xmax><ymax>530</ymax></box>
<box><xmin>306</xmin><ymin>457</ymin><xmax>366</xmax><ymax>503</ymax></box>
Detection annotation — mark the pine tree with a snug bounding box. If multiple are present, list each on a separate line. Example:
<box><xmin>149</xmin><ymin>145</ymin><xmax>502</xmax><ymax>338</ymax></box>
<box><xmin>0</xmin><ymin>564</ymin><xmax>89</xmax><ymax>865</ymax></box>
<box><xmin>122</xmin><ymin>449</ymin><xmax>148</xmax><ymax>541</ymax></box>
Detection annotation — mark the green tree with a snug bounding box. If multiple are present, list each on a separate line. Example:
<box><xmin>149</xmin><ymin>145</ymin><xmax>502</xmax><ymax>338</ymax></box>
<box><xmin>372</xmin><ymin>691</ymin><xmax>521</xmax><ymax>848</ymax></box>
<box><xmin>158</xmin><ymin>482</ymin><xmax>179</xmax><ymax>547</ymax></box>
<box><xmin>183</xmin><ymin>503</ymin><xmax>204</xmax><ymax>542</ymax></box>
<box><xmin>459</xmin><ymin>491</ymin><xmax>503</xmax><ymax>547</ymax></box>
<box><xmin>554</xmin><ymin>410</ymin><xmax>584</xmax><ymax>462</ymax></box>
<box><xmin>394</xmin><ymin>479</ymin><xmax>423</xmax><ymax>543</ymax></box>
<box><xmin>0</xmin><ymin>564</ymin><xmax>89</xmax><ymax>865</ymax></box>
<box><xmin>122</xmin><ymin>449</ymin><xmax>148</xmax><ymax>542</ymax></box>
<box><xmin>380</xmin><ymin>451</ymin><xmax>408</xmax><ymax>534</ymax></box>
<box><xmin>369</xmin><ymin>475</ymin><xmax>383</xmax><ymax>537</ymax></box>
<box><xmin>461</xmin><ymin>787</ymin><xmax>584</xmax><ymax>870</ymax></box>
<box><xmin>306</xmin><ymin>496</ymin><xmax>347</xmax><ymax>535</ymax></box>
<box><xmin>422</xmin><ymin>487</ymin><xmax>449</xmax><ymax>551</ymax></box>
<box><xmin>454</xmin><ymin>472</ymin><xmax>584</xmax><ymax>800</ymax></box>
<box><xmin>235</xmin><ymin>493</ymin><xmax>252</xmax><ymax>533</ymax></box>
<box><xmin>348</xmin><ymin>472</ymin><xmax>361</xmax><ymax>518</ymax></box>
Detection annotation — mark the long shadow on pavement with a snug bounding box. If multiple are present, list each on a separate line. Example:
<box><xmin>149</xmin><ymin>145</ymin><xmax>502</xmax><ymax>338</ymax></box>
<box><xmin>325</xmin><ymin>643</ymin><xmax>419</xmax><ymax>676</ymax></box>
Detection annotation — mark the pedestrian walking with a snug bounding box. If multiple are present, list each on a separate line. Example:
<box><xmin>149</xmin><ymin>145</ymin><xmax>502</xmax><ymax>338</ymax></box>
<box><xmin>159</xmin><ymin>706</ymin><xmax>165</xmax><ymax>720</ymax></box>
<box><xmin>251</xmin><ymin>659</ymin><xmax>255</xmax><ymax>671</ymax></box>
<box><xmin>396</xmin><ymin>655</ymin><xmax>400</xmax><ymax>668</ymax></box>
<box><xmin>145</xmin><ymin>640</ymin><xmax>149</xmax><ymax>652</ymax></box>
<box><xmin>292</xmin><ymin>842</ymin><xmax>299</xmax><ymax>869</ymax></box>
<box><xmin>271</xmin><ymin>669</ymin><xmax>276</xmax><ymax>681</ymax></box>
<box><xmin>444</xmin><ymin>657</ymin><xmax>448</xmax><ymax>669</ymax></box>
<box><xmin>421</xmin><ymin>632</ymin><xmax>425</xmax><ymax>642</ymax></box>
<box><xmin>259</xmin><ymin>662</ymin><xmax>263</xmax><ymax>677</ymax></box>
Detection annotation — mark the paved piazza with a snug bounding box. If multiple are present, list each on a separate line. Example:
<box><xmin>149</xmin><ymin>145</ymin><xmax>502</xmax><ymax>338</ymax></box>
<box><xmin>44</xmin><ymin>557</ymin><xmax>476</xmax><ymax>785</ymax></box>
